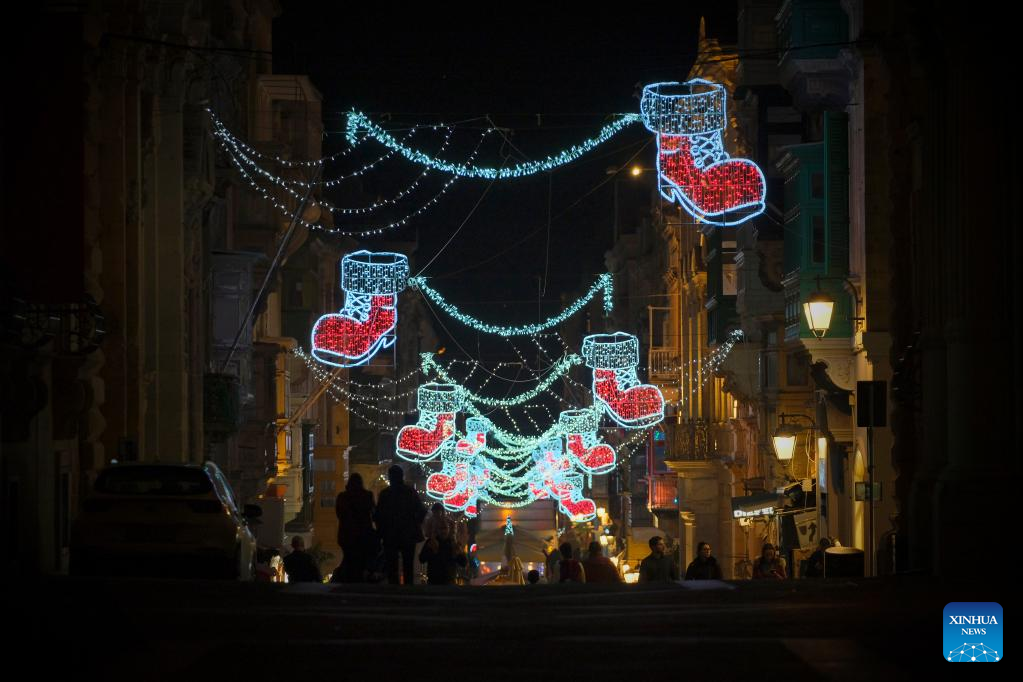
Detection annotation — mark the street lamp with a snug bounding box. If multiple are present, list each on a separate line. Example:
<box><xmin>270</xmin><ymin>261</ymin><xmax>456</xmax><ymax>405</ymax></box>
<box><xmin>802</xmin><ymin>275</ymin><xmax>863</xmax><ymax>339</ymax></box>
<box><xmin>772</xmin><ymin>424</ymin><xmax>799</xmax><ymax>461</ymax></box>
<box><xmin>771</xmin><ymin>413</ymin><xmax>816</xmax><ymax>462</ymax></box>
<box><xmin>772</xmin><ymin>413</ymin><xmax>829</xmax><ymax>545</ymax></box>
<box><xmin>803</xmin><ymin>290</ymin><xmax>835</xmax><ymax>339</ymax></box>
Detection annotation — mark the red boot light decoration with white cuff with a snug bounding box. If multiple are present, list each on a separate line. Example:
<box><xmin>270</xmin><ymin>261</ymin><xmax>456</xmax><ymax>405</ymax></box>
<box><xmin>396</xmin><ymin>383</ymin><xmax>461</xmax><ymax>462</ymax></box>
<box><xmin>641</xmin><ymin>80</ymin><xmax>765</xmax><ymax>226</ymax></box>
<box><xmin>582</xmin><ymin>332</ymin><xmax>664</xmax><ymax>429</ymax></box>
<box><xmin>311</xmin><ymin>250</ymin><xmax>408</xmax><ymax>368</ymax></box>
<box><xmin>559</xmin><ymin>408</ymin><xmax>616</xmax><ymax>474</ymax></box>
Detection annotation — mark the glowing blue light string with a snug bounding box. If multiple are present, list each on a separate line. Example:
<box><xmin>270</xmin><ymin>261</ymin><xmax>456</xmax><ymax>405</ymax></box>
<box><xmin>410</xmin><ymin>274</ymin><xmax>612</xmax><ymax>336</ymax></box>
<box><xmin>420</xmin><ymin>353</ymin><xmax>580</xmax><ymax>407</ymax></box>
<box><xmin>347</xmin><ymin>110</ymin><xmax>642</xmax><ymax>178</ymax></box>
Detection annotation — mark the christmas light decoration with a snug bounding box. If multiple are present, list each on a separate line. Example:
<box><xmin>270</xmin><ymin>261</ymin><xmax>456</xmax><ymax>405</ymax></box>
<box><xmin>410</xmin><ymin>274</ymin><xmax>613</xmax><ymax>335</ymax></box>
<box><xmin>640</xmin><ymin>80</ymin><xmax>765</xmax><ymax>226</ymax></box>
<box><xmin>212</xmin><ymin>114</ymin><xmax>416</xmax><ymax>189</ymax></box>
<box><xmin>428</xmin><ymin>417</ymin><xmax>489</xmax><ymax>515</ymax></box>
<box><xmin>207</xmin><ymin>108</ymin><xmax>359</xmax><ymax>168</ymax></box>
<box><xmin>219</xmin><ymin>128</ymin><xmax>489</xmax><ymax>237</ymax></box>
<box><xmin>582</xmin><ymin>332</ymin><xmax>665</xmax><ymax>428</ymax></box>
<box><xmin>215</xmin><ymin>117</ymin><xmax>457</xmax><ymax>215</ymax></box>
<box><xmin>395</xmin><ymin>383</ymin><xmax>463</xmax><ymax>462</ymax></box>
<box><xmin>311</xmin><ymin>251</ymin><xmax>409</xmax><ymax>368</ymax></box>
<box><xmin>347</xmin><ymin>110</ymin><xmax>641</xmax><ymax>178</ymax></box>
<box><xmin>529</xmin><ymin>438</ymin><xmax>597</xmax><ymax>522</ymax></box>
<box><xmin>421</xmin><ymin>352</ymin><xmax>581</xmax><ymax>407</ymax></box>
<box><xmin>559</xmin><ymin>408</ymin><xmax>617</xmax><ymax>474</ymax></box>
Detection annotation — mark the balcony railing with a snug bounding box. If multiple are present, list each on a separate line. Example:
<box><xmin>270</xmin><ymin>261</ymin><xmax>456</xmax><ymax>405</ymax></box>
<box><xmin>649</xmin><ymin>347</ymin><xmax>681</xmax><ymax>381</ymax></box>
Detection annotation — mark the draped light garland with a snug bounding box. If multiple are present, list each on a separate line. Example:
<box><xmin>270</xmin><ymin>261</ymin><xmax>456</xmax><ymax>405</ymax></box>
<box><xmin>217</xmin><ymin>127</ymin><xmax>489</xmax><ymax>237</ymax></box>
<box><xmin>420</xmin><ymin>352</ymin><xmax>581</xmax><ymax>407</ymax></box>
<box><xmin>410</xmin><ymin>274</ymin><xmax>612</xmax><ymax>335</ymax></box>
<box><xmin>212</xmin><ymin>113</ymin><xmax>418</xmax><ymax>189</ymax></box>
<box><xmin>346</xmin><ymin>110</ymin><xmax>642</xmax><ymax>178</ymax></box>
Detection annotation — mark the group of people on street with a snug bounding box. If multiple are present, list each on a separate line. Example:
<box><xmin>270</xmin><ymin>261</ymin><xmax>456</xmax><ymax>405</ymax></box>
<box><xmin>282</xmin><ymin>462</ymin><xmax>818</xmax><ymax>586</ymax></box>
<box><xmin>332</xmin><ymin>464</ymin><xmax>431</xmax><ymax>585</ymax></box>
<box><xmin>332</xmin><ymin>463</ymin><xmax>467</xmax><ymax>585</ymax></box>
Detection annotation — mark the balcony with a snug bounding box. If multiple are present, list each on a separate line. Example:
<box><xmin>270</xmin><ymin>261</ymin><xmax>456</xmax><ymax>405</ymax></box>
<box><xmin>648</xmin><ymin>473</ymin><xmax>678</xmax><ymax>511</ymax></box>
<box><xmin>649</xmin><ymin>346</ymin><xmax>681</xmax><ymax>383</ymax></box>
<box><xmin>776</xmin><ymin>0</ymin><xmax>853</xmax><ymax>110</ymax></box>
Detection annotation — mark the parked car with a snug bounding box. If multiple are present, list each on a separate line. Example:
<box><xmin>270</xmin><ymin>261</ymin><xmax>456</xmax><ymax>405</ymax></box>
<box><xmin>70</xmin><ymin>461</ymin><xmax>260</xmax><ymax>579</ymax></box>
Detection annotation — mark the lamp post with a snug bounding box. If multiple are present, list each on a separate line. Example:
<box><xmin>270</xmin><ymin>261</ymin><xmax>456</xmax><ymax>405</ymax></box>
<box><xmin>772</xmin><ymin>413</ymin><xmax>826</xmax><ymax>550</ymax></box>
<box><xmin>801</xmin><ymin>275</ymin><xmax>864</xmax><ymax>339</ymax></box>
<box><xmin>606</xmin><ymin>165</ymin><xmax>653</xmax><ymax>242</ymax></box>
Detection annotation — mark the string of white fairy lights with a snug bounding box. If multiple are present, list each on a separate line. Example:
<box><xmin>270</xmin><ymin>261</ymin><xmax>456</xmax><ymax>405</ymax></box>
<box><xmin>206</xmin><ymin>109</ymin><xmax>361</xmax><ymax>168</ymax></box>
<box><xmin>218</xmin><ymin>127</ymin><xmax>489</xmax><ymax>236</ymax></box>
<box><xmin>215</xmin><ymin>119</ymin><xmax>457</xmax><ymax>216</ymax></box>
<box><xmin>211</xmin><ymin>114</ymin><xmax>416</xmax><ymax>189</ymax></box>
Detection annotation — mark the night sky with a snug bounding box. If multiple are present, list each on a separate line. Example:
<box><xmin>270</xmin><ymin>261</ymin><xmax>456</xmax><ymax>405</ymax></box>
<box><xmin>272</xmin><ymin>7</ymin><xmax>738</xmax><ymax>361</ymax></box>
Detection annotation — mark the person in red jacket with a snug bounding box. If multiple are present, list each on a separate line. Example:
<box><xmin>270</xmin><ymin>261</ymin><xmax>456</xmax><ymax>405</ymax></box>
<box><xmin>558</xmin><ymin>542</ymin><xmax>586</xmax><ymax>583</ymax></box>
<box><xmin>582</xmin><ymin>541</ymin><xmax>621</xmax><ymax>583</ymax></box>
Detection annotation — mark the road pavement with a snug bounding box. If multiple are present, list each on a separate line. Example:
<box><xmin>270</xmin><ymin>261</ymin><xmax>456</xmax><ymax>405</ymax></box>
<box><xmin>9</xmin><ymin>576</ymin><xmax>1007</xmax><ymax>679</ymax></box>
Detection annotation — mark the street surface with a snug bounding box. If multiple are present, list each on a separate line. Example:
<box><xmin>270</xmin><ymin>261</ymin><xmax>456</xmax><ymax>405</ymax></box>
<box><xmin>10</xmin><ymin>576</ymin><xmax>1006</xmax><ymax>679</ymax></box>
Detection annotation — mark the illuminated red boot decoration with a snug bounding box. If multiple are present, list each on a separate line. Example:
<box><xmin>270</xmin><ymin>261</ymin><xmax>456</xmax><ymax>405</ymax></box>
<box><xmin>396</xmin><ymin>384</ymin><xmax>461</xmax><ymax>462</ymax></box>
<box><xmin>554</xmin><ymin>473</ymin><xmax>596</xmax><ymax>522</ymax></box>
<box><xmin>559</xmin><ymin>408</ymin><xmax>616</xmax><ymax>474</ymax></box>
<box><xmin>641</xmin><ymin>80</ymin><xmax>765</xmax><ymax>226</ymax></box>
<box><xmin>582</xmin><ymin>332</ymin><xmax>664</xmax><ymax>428</ymax></box>
<box><xmin>428</xmin><ymin>417</ymin><xmax>488</xmax><ymax>502</ymax></box>
<box><xmin>311</xmin><ymin>251</ymin><xmax>408</xmax><ymax>367</ymax></box>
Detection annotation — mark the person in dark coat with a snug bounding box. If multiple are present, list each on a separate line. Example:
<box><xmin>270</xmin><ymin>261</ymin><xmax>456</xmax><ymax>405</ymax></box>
<box><xmin>639</xmin><ymin>535</ymin><xmax>678</xmax><ymax>583</ymax></box>
<box><xmin>803</xmin><ymin>537</ymin><xmax>833</xmax><ymax>578</ymax></box>
<box><xmin>582</xmin><ymin>541</ymin><xmax>621</xmax><ymax>583</ymax></box>
<box><xmin>752</xmin><ymin>542</ymin><xmax>787</xmax><ymax>580</ymax></box>
<box><xmin>685</xmin><ymin>541</ymin><xmax>723</xmax><ymax>580</ymax></box>
<box><xmin>374</xmin><ymin>465</ymin><xmax>427</xmax><ymax>585</ymax></box>
<box><xmin>334</xmin><ymin>473</ymin><xmax>376</xmax><ymax>583</ymax></box>
<box><xmin>282</xmin><ymin>536</ymin><xmax>321</xmax><ymax>583</ymax></box>
<box><xmin>418</xmin><ymin>503</ymin><xmax>458</xmax><ymax>585</ymax></box>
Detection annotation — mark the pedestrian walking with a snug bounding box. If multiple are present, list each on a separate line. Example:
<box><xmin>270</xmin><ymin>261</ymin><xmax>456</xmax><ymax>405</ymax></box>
<box><xmin>582</xmin><ymin>541</ymin><xmax>621</xmax><ymax>583</ymax></box>
<box><xmin>374</xmin><ymin>465</ymin><xmax>427</xmax><ymax>585</ymax></box>
<box><xmin>558</xmin><ymin>542</ymin><xmax>586</xmax><ymax>583</ymax></box>
<box><xmin>685</xmin><ymin>541</ymin><xmax>723</xmax><ymax>580</ymax></box>
<box><xmin>334</xmin><ymin>472</ymin><xmax>376</xmax><ymax>583</ymax></box>
<box><xmin>544</xmin><ymin>538</ymin><xmax>562</xmax><ymax>584</ymax></box>
<box><xmin>419</xmin><ymin>503</ymin><xmax>459</xmax><ymax>585</ymax></box>
<box><xmin>282</xmin><ymin>536</ymin><xmax>321</xmax><ymax>583</ymax></box>
<box><xmin>639</xmin><ymin>535</ymin><xmax>678</xmax><ymax>583</ymax></box>
<box><xmin>753</xmin><ymin>542</ymin><xmax>787</xmax><ymax>580</ymax></box>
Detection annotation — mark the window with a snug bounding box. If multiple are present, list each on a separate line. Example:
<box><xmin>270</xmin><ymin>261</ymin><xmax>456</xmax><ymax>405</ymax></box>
<box><xmin>312</xmin><ymin>458</ymin><xmax>336</xmax><ymax>472</ymax></box>
<box><xmin>319</xmin><ymin>480</ymin><xmax>336</xmax><ymax>506</ymax></box>
<box><xmin>787</xmin><ymin>352</ymin><xmax>809</xmax><ymax>387</ymax></box>
<box><xmin>812</xmin><ymin>216</ymin><xmax>826</xmax><ymax>264</ymax></box>
<box><xmin>723</xmin><ymin>263</ymin><xmax>738</xmax><ymax>296</ymax></box>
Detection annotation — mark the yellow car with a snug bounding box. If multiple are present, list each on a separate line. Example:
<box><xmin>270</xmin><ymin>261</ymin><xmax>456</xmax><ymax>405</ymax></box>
<box><xmin>70</xmin><ymin>461</ymin><xmax>260</xmax><ymax>579</ymax></box>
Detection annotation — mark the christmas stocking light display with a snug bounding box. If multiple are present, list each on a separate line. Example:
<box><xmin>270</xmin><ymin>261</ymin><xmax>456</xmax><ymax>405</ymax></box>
<box><xmin>428</xmin><ymin>417</ymin><xmax>489</xmax><ymax>516</ymax></box>
<box><xmin>640</xmin><ymin>79</ymin><xmax>765</xmax><ymax>226</ymax></box>
<box><xmin>396</xmin><ymin>383</ymin><xmax>461</xmax><ymax>462</ymax></box>
<box><xmin>582</xmin><ymin>332</ymin><xmax>664</xmax><ymax>428</ymax></box>
<box><xmin>559</xmin><ymin>408</ymin><xmax>616</xmax><ymax>474</ymax></box>
<box><xmin>529</xmin><ymin>438</ymin><xmax>596</xmax><ymax>522</ymax></box>
<box><xmin>311</xmin><ymin>250</ymin><xmax>409</xmax><ymax>367</ymax></box>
